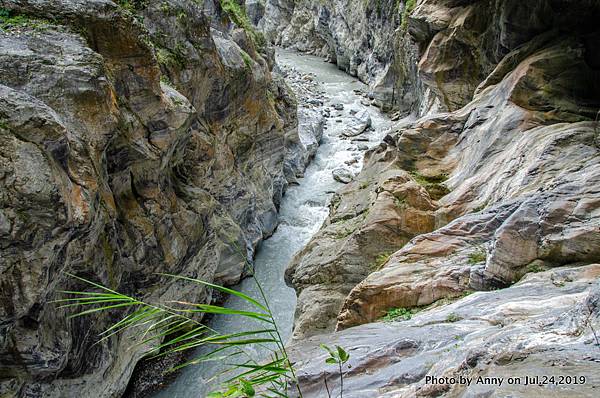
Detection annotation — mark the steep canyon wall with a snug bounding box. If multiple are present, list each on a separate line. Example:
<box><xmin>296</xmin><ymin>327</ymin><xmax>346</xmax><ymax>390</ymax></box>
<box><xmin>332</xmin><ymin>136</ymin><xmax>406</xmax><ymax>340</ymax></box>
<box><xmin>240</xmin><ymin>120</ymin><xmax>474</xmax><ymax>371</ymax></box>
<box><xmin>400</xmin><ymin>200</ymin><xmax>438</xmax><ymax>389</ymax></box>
<box><xmin>0</xmin><ymin>0</ymin><xmax>315</xmax><ymax>396</ymax></box>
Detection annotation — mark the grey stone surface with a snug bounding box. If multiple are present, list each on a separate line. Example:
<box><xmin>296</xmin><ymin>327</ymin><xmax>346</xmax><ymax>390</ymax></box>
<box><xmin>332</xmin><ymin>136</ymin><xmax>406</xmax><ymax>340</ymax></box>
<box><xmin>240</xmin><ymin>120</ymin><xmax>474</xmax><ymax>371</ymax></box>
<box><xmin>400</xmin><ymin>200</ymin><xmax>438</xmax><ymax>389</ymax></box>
<box><xmin>332</xmin><ymin>167</ymin><xmax>354</xmax><ymax>183</ymax></box>
<box><xmin>290</xmin><ymin>264</ymin><xmax>600</xmax><ymax>397</ymax></box>
<box><xmin>0</xmin><ymin>0</ymin><xmax>308</xmax><ymax>396</ymax></box>
<box><xmin>282</xmin><ymin>1</ymin><xmax>600</xmax><ymax>370</ymax></box>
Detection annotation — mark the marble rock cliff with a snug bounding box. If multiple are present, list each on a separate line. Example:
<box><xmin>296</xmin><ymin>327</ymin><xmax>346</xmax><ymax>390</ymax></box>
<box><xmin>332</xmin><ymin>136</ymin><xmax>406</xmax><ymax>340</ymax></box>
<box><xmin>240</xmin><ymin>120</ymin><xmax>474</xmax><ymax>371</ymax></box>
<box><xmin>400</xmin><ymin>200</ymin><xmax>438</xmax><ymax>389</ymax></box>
<box><xmin>0</xmin><ymin>0</ymin><xmax>316</xmax><ymax>396</ymax></box>
<box><xmin>281</xmin><ymin>1</ymin><xmax>600</xmax><ymax>396</ymax></box>
<box><xmin>258</xmin><ymin>0</ymin><xmax>600</xmax><ymax>114</ymax></box>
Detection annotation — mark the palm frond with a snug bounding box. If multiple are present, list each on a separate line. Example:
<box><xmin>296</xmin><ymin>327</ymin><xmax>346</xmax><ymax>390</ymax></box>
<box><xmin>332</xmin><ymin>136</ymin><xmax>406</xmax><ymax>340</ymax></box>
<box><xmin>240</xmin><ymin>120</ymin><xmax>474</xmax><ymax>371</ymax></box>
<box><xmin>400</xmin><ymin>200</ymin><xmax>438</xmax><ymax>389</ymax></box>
<box><xmin>59</xmin><ymin>271</ymin><xmax>302</xmax><ymax>397</ymax></box>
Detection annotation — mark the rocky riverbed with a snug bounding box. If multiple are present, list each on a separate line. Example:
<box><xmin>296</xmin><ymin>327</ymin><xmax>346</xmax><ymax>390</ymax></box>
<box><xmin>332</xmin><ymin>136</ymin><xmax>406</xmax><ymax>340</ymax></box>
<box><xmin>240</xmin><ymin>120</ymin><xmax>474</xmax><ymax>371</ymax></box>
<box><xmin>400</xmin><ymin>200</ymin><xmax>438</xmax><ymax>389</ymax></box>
<box><xmin>144</xmin><ymin>48</ymin><xmax>392</xmax><ymax>398</ymax></box>
<box><xmin>255</xmin><ymin>1</ymin><xmax>600</xmax><ymax>397</ymax></box>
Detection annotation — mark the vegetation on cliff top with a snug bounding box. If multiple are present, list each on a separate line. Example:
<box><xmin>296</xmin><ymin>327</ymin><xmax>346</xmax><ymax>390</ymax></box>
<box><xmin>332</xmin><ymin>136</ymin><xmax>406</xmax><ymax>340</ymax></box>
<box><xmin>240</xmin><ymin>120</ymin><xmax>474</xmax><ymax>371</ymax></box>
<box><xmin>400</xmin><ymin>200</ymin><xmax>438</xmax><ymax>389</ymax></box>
<box><xmin>219</xmin><ymin>0</ymin><xmax>266</xmax><ymax>49</ymax></box>
<box><xmin>0</xmin><ymin>7</ymin><xmax>55</xmax><ymax>30</ymax></box>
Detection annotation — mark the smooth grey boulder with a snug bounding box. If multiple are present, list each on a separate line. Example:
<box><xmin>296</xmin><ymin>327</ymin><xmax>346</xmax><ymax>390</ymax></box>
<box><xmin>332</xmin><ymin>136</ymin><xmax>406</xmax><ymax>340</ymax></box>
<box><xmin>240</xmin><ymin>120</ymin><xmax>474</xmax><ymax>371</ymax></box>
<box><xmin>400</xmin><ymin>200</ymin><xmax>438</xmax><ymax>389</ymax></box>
<box><xmin>342</xmin><ymin>109</ymin><xmax>371</xmax><ymax>137</ymax></box>
<box><xmin>332</xmin><ymin>168</ymin><xmax>354</xmax><ymax>184</ymax></box>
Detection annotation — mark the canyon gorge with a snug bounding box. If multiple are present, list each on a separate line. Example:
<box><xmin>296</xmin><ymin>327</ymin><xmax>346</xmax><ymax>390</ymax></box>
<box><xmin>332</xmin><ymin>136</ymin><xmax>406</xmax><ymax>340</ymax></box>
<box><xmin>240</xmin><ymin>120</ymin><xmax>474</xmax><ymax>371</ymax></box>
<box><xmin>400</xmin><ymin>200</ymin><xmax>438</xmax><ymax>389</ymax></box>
<box><xmin>0</xmin><ymin>0</ymin><xmax>599</xmax><ymax>397</ymax></box>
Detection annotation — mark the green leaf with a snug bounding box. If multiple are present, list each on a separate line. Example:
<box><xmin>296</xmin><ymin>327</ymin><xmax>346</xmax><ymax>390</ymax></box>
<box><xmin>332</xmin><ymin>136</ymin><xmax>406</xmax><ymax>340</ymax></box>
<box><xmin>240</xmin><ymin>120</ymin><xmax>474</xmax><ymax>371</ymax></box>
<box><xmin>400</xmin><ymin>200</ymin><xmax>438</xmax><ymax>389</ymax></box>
<box><xmin>239</xmin><ymin>378</ymin><xmax>255</xmax><ymax>396</ymax></box>
<box><xmin>265</xmin><ymin>388</ymin><xmax>288</xmax><ymax>398</ymax></box>
<box><xmin>320</xmin><ymin>343</ymin><xmax>335</xmax><ymax>357</ymax></box>
<box><xmin>64</xmin><ymin>273</ymin><xmax>122</xmax><ymax>295</ymax></box>
<box><xmin>168</xmin><ymin>348</ymin><xmax>242</xmax><ymax>372</ymax></box>
<box><xmin>325</xmin><ymin>358</ymin><xmax>337</xmax><ymax>365</ymax></box>
<box><xmin>67</xmin><ymin>301</ymin><xmax>140</xmax><ymax>318</ymax></box>
<box><xmin>336</xmin><ymin>345</ymin><xmax>349</xmax><ymax>363</ymax></box>
<box><xmin>158</xmin><ymin>273</ymin><xmax>268</xmax><ymax>312</ymax></box>
<box><xmin>225</xmin><ymin>358</ymin><xmax>290</xmax><ymax>379</ymax></box>
<box><xmin>176</xmin><ymin>303</ymin><xmax>273</xmax><ymax>323</ymax></box>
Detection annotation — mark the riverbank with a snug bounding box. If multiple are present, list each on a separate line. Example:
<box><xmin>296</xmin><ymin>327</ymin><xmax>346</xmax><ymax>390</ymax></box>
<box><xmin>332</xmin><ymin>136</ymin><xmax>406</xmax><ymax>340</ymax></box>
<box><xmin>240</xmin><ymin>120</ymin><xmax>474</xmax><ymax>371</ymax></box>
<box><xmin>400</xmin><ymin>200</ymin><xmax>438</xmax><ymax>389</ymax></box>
<box><xmin>123</xmin><ymin>49</ymin><xmax>392</xmax><ymax>397</ymax></box>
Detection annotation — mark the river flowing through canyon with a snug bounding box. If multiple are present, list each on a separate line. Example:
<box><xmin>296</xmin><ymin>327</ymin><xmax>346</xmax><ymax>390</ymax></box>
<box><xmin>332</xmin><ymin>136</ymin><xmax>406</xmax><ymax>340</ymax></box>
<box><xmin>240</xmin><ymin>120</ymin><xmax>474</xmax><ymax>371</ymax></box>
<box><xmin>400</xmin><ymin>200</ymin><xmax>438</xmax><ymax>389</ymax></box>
<box><xmin>3</xmin><ymin>2</ymin><xmax>600</xmax><ymax>397</ymax></box>
<box><xmin>152</xmin><ymin>49</ymin><xmax>392</xmax><ymax>398</ymax></box>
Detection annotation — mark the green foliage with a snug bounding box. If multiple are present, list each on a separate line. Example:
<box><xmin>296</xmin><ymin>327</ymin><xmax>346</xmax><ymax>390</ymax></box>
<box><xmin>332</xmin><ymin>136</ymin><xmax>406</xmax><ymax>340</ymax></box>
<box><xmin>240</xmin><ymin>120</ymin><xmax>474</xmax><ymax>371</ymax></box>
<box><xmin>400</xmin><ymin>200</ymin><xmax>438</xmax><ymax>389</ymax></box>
<box><xmin>382</xmin><ymin>307</ymin><xmax>415</xmax><ymax>322</ymax></box>
<box><xmin>332</xmin><ymin>227</ymin><xmax>355</xmax><ymax>239</ymax></box>
<box><xmin>370</xmin><ymin>252</ymin><xmax>392</xmax><ymax>272</ymax></box>
<box><xmin>330</xmin><ymin>217</ymin><xmax>358</xmax><ymax>239</ymax></box>
<box><xmin>58</xmin><ymin>272</ymin><xmax>304</xmax><ymax>397</ymax></box>
<box><xmin>410</xmin><ymin>171</ymin><xmax>448</xmax><ymax>185</ymax></box>
<box><xmin>0</xmin><ymin>8</ymin><xmax>52</xmax><ymax>30</ymax></box>
<box><xmin>409</xmin><ymin>171</ymin><xmax>450</xmax><ymax>200</ymax></box>
<box><xmin>240</xmin><ymin>49</ymin><xmax>253</xmax><ymax>70</ymax></box>
<box><xmin>117</xmin><ymin>0</ymin><xmax>135</xmax><ymax>12</ymax></box>
<box><xmin>401</xmin><ymin>0</ymin><xmax>416</xmax><ymax>30</ymax></box>
<box><xmin>394</xmin><ymin>197</ymin><xmax>406</xmax><ymax>208</ymax></box>
<box><xmin>160</xmin><ymin>74</ymin><xmax>174</xmax><ymax>87</ymax></box>
<box><xmin>160</xmin><ymin>1</ymin><xmax>173</xmax><ymax>14</ymax></box>
<box><xmin>321</xmin><ymin>344</ymin><xmax>350</xmax><ymax>365</ymax></box>
<box><xmin>321</xmin><ymin>344</ymin><xmax>350</xmax><ymax>398</ymax></box>
<box><xmin>446</xmin><ymin>312</ymin><xmax>460</xmax><ymax>323</ymax></box>
<box><xmin>116</xmin><ymin>0</ymin><xmax>147</xmax><ymax>12</ymax></box>
<box><xmin>467</xmin><ymin>248</ymin><xmax>487</xmax><ymax>265</ymax></box>
<box><xmin>527</xmin><ymin>262</ymin><xmax>545</xmax><ymax>273</ymax></box>
<box><xmin>155</xmin><ymin>44</ymin><xmax>187</xmax><ymax>68</ymax></box>
<box><xmin>219</xmin><ymin>0</ymin><xmax>266</xmax><ymax>49</ymax></box>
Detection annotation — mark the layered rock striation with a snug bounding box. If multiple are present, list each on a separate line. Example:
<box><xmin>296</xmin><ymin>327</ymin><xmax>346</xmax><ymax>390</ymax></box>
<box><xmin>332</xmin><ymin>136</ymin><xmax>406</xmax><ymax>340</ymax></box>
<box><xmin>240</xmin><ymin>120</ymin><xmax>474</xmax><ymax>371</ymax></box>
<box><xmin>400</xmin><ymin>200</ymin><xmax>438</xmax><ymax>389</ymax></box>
<box><xmin>0</xmin><ymin>0</ymin><xmax>318</xmax><ymax>396</ymax></box>
<box><xmin>283</xmin><ymin>3</ymin><xmax>600</xmax><ymax>391</ymax></box>
<box><xmin>259</xmin><ymin>0</ymin><xmax>600</xmax><ymax>114</ymax></box>
<box><xmin>257</xmin><ymin>0</ymin><xmax>405</xmax><ymax>109</ymax></box>
<box><xmin>291</xmin><ymin>264</ymin><xmax>600</xmax><ymax>397</ymax></box>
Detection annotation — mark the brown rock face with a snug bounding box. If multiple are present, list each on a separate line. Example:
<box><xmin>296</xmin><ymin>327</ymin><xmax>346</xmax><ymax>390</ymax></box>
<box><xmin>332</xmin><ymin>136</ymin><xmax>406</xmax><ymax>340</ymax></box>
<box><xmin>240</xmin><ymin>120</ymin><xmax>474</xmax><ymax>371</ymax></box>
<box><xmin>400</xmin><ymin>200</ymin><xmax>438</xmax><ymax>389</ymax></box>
<box><xmin>338</xmin><ymin>34</ymin><xmax>600</xmax><ymax>329</ymax></box>
<box><xmin>284</xmin><ymin>0</ymin><xmax>600</xmax><ymax>343</ymax></box>
<box><xmin>285</xmin><ymin>153</ymin><xmax>439</xmax><ymax>339</ymax></box>
<box><xmin>0</xmin><ymin>0</ymin><xmax>304</xmax><ymax>396</ymax></box>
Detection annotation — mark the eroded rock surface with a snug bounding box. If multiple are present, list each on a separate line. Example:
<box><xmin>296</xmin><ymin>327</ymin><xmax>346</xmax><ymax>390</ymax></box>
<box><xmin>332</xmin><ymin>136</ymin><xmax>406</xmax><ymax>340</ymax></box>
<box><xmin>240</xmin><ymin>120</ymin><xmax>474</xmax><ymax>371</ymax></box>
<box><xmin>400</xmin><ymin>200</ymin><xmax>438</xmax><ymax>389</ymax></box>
<box><xmin>259</xmin><ymin>0</ymin><xmax>600</xmax><ymax>114</ymax></box>
<box><xmin>283</xmin><ymin>0</ymin><xmax>600</xmax><ymax>365</ymax></box>
<box><xmin>290</xmin><ymin>265</ymin><xmax>600</xmax><ymax>397</ymax></box>
<box><xmin>0</xmin><ymin>0</ymin><xmax>309</xmax><ymax>396</ymax></box>
<box><xmin>258</xmin><ymin>0</ymin><xmax>409</xmax><ymax>109</ymax></box>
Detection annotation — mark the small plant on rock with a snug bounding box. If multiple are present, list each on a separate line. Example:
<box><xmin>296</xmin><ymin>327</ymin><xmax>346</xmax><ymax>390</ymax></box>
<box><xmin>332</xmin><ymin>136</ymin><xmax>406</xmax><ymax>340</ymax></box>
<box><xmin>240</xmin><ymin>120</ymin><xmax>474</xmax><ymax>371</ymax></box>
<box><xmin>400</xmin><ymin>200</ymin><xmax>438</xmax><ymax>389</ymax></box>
<box><xmin>382</xmin><ymin>307</ymin><xmax>413</xmax><ymax>321</ymax></box>
<box><xmin>409</xmin><ymin>171</ymin><xmax>450</xmax><ymax>200</ymax></box>
<box><xmin>369</xmin><ymin>251</ymin><xmax>392</xmax><ymax>271</ymax></box>
<box><xmin>446</xmin><ymin>312</ymin><xmax>460</xmax><ymax>323</ymax></box>
<box><xmin>467</xmin><ymin>248</ymin><xmax>487</xmax><ymax>264</ymax></box>
<box><xmin>394</xmin><ymin>197</ymin><xmax>407</xmax><ymax>208</ymax></box>
<box><xmin>527</xmin><ymin>262</ymin><xmax>545</xmax><ymax>273</ymax></box>
<box><xmin>320</xmin><ymin>344</ymin><xmax>350</xmax><ymax>398</ymax></box>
